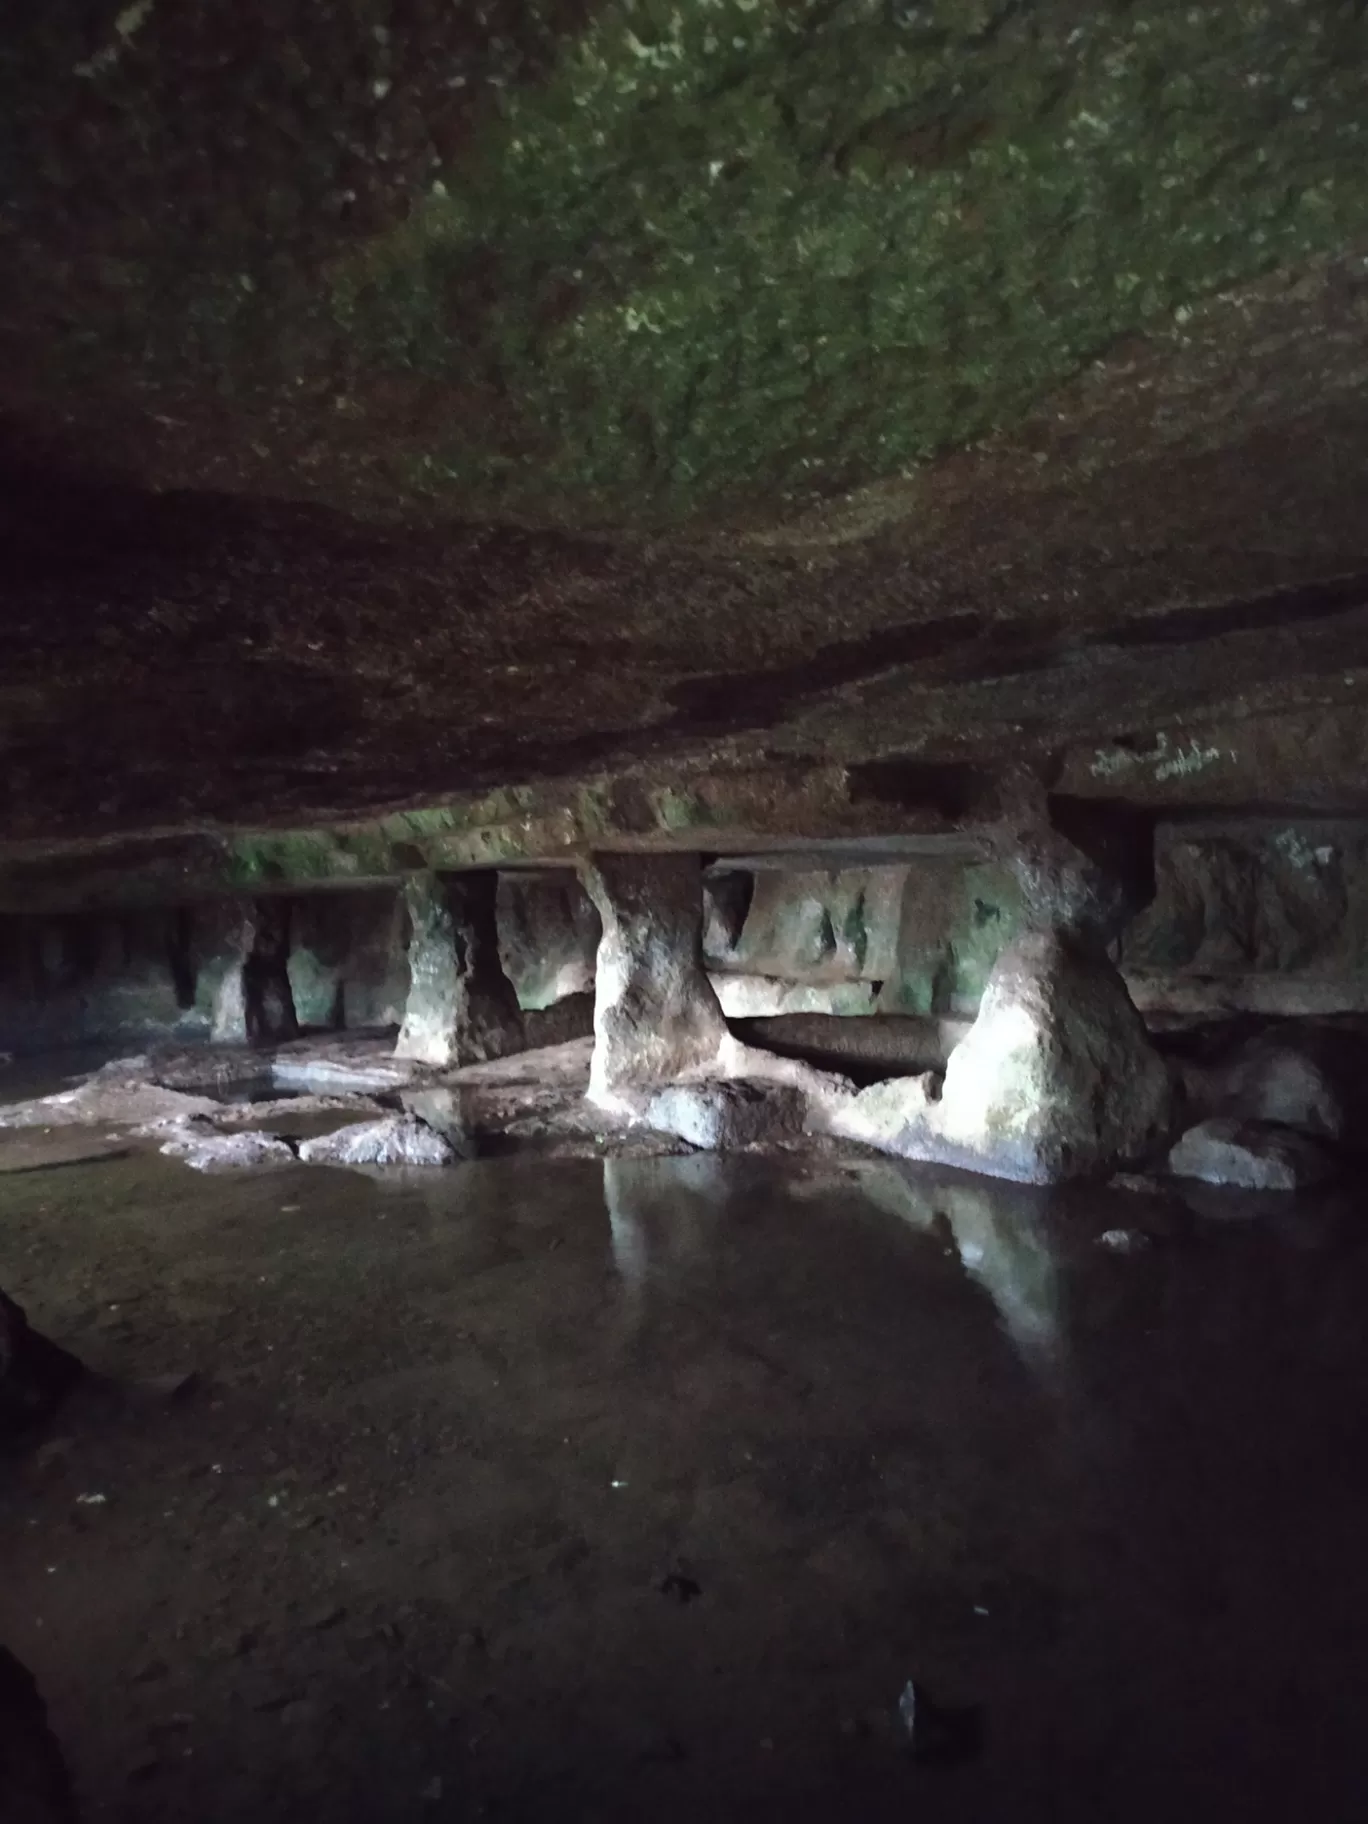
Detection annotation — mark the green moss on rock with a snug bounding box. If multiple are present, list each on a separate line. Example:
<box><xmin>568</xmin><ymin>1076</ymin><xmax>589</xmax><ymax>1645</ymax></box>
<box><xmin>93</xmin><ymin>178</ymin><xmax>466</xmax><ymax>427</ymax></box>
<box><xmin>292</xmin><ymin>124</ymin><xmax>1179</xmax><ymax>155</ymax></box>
<box><xmin>6</xmin><ymin>0</ymin><xmax>1366</xmax><ymax>525</ymax></box>
<box><xmin>340</xmin><ymin>0</ymin><xmax>1368</xmax><ymax>519</ymax></box>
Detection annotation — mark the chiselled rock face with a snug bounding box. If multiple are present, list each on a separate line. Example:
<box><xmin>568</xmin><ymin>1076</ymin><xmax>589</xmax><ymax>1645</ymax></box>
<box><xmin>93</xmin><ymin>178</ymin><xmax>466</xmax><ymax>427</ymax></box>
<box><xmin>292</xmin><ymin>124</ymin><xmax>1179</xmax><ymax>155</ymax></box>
<box><xmin>0</xmin><ymin>4</ymin><xmax>1367</xmax><ymax>1213</ymax></box>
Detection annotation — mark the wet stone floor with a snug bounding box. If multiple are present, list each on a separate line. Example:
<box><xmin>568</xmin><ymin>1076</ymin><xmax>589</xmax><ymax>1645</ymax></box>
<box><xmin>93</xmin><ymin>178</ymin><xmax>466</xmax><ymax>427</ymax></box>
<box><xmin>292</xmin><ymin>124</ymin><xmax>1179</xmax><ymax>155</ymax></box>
<box><xmin>2</xmin><ymin>1144</ymin><xmax>1368</xmax><ymax>1822</ymax></box>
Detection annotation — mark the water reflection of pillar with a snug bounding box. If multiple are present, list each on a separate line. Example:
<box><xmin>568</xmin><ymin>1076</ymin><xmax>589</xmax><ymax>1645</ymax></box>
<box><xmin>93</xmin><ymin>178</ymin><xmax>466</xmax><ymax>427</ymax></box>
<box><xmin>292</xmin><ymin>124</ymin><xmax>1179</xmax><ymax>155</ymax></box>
<box><xmin>852</xmin><ymin>1159</ymin><xmax>1069</xmax><ymax>1385</ymax></box>
<box><xmin>602</xmin><ymin>1155</ymin><xmax>730</xmax><ymax>1334</ymax></box>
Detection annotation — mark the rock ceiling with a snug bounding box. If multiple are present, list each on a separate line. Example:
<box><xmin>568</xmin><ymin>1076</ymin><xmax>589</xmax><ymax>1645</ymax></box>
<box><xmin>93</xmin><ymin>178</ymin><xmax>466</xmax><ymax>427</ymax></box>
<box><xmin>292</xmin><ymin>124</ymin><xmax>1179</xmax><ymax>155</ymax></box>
<box><xmin>2</xmin><ymin>1</ymin><xmax>1367</xmax><ymax>897</ymax></box>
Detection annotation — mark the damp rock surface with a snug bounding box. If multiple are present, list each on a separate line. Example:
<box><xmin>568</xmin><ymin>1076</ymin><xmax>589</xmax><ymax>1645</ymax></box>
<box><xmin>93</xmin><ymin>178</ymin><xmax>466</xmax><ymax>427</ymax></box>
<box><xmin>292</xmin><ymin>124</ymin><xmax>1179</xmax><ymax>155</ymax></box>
<box><xmin>1200</xmin><ymin>1034</ymin><xmax>1345</xmax><ymax>1141</ymax></box>
<box><xmin>1</xmin><ymin>1147</ymin><xmax>1367</xmax><ymax>1820</ymax></box>
<box><xmin>829</xmin><ymin>1073</ymin><xmax>945</xmax><ymax>1155</ymax></box>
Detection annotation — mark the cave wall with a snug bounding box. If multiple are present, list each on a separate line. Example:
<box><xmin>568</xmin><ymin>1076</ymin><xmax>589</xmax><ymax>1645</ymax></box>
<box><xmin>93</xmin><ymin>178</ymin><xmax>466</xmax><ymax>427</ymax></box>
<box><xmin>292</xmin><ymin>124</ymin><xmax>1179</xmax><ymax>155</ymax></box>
<box><xmin>0</xmin><ymin>876</ymin><xmax>606</xmax><ymax>1057</ymax></box>
<box><xmin>2</xmin><ymin>824</ymin><xmax>1365</xmax><ymax>1057</ymax></box>
<box><xmin>1120</xmin><ymin>824</ymin><xmax>1368</xmax><ymax>1014</ymax></box>
<box><xmin>0</xmin><ymin>909</ymin><xmax>195</xmax><ymax>1056</ymax></box>
<box><xmin>286</xmin><ymin>892</ymin><xmax>412</xmax><ymax>1031</ymax></box>
<box><xmin>705</xmin><ymin>860</ymin><xmax>1026</xmax><ymax>1017</ymax></box>
<box><xmin>708</xmin><ymin>827</ymin><xmax>1368</xmax><ymax>1020</ymax></box>
<box><xmin>0</xmin><ymin>893</ymin><xmax>414</xmax><ymax>1056</ymax></box>
<box><xmin>497</xmin><ymin>874</ymin><xmax>601</xmax><ymax>1011</ymax></box>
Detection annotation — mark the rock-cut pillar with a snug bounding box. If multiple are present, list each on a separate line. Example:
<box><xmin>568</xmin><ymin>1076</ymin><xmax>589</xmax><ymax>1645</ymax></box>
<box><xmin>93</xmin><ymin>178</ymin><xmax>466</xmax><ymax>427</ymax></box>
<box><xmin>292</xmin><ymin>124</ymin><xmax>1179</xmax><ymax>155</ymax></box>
<box><xmin>210</xmin><ymin>899</ymin><xmax>299</xmax><ymax>1046</ymax></box>
<box><xmin>581</xmin><ymin>852</ymin><xmax>729</xmax><ymax>1108</ymax></box>
<box><xmin>395</xmin><ymin>871</ymin><xmax>525</xmax><ymax>1067</ymax></box>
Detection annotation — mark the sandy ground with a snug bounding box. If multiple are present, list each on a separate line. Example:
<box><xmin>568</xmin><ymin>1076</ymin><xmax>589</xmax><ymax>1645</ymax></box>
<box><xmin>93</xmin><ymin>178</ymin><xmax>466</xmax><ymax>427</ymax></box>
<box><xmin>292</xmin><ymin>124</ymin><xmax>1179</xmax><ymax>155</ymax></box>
<box><xmin>2</xmin><ymin>1134</ymin><xmax>1368</xmax><ymax>1822</ymax></box>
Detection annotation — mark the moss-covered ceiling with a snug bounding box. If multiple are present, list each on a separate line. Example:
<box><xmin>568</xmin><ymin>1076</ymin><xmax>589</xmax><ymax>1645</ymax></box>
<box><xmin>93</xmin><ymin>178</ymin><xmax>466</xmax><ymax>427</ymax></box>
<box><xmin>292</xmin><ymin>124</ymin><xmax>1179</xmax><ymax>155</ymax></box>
<box><xmin>1</xmin><ymin>1</ymin><xmax>1368</xmax><ymax>886</ymax></box>
<box><xmin>3</xmin><ymin>0</ymin><xmax>1367</xmax><ymax>525</ymax></box>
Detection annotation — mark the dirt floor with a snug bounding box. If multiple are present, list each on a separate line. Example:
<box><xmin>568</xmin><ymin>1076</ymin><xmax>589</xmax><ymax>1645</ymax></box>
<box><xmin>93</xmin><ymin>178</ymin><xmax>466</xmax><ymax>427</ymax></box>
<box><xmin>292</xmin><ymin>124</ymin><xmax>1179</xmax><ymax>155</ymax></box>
<box><xmin>2</xmin><ymin>1129</ymin><xmax>1368</xmax><ymax>1822</ymax></box>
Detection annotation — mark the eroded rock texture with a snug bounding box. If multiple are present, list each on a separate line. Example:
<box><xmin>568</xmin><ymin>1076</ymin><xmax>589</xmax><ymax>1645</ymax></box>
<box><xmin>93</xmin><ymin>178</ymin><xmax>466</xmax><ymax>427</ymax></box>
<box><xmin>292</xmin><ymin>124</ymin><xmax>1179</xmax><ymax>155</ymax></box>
<box><xmin>395</xmin><ymin>873</ymin><xmax>525</xmax><ymax>1068</ymax></box>
<box><xmin>0</xmin><ymin>1648</ymin><xmax>77</xmax><ymax>1824</ymax></box>
<box><xmin>582</xmin><ymin>853</ymin><xmax>728</xmax><ymax>1107</ymax></box>
<box><xmin>1191</xmin><ymin>1032</ymin><xmax>1346</xmax><ymax>1141</ymax></box>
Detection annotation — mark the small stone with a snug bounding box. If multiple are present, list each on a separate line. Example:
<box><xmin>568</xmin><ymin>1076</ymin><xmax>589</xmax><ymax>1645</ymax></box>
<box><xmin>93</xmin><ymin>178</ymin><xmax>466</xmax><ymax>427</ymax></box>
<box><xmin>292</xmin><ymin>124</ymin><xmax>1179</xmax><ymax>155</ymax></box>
<box><xmin>30</xmin><ymin>1436</ymin><xmax>76</xmax><ymax>1474</ymax></box>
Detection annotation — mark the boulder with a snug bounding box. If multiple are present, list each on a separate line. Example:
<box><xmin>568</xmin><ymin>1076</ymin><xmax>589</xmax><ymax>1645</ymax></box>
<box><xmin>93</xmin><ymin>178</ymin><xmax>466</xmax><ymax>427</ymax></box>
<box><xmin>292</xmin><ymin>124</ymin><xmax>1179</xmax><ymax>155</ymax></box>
<box><xmin>1168</xmin><ymin>1117</ymin><xmax>1335</xmax><ymax>1191</ymax></box>
<box><xmin>581</xmin><ymin>853</ymin><xmax>728</xmax><ymax>1107</ymax></box>
<box><xmin>0</xmin><ymin>1291</ymin><xmax>81</xmax><ymax>1439</ymax></box>
<box><xmin>645</xmin><ymin>1079</ymin><xmax>806</xmax><ymax>1151</ymax></box>
<box><xmin>0</xmin><ymin>1647</ymin><xmax>78</xmax><ymax>1823</ymax></box>
<box><xmin>160</xmin><ymin>1129</ymin><xmax>297</xmax><ymax>1171</ymax></box>
<box><xmin>395</xmin><ymin>872</ymin><xmax>525</xmax><ymax>1067</ymax></box>
<box><xmin>298</xmin><ymin>1114</ymin><xmax>464</xmax><ymax>1168</ymax></box>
